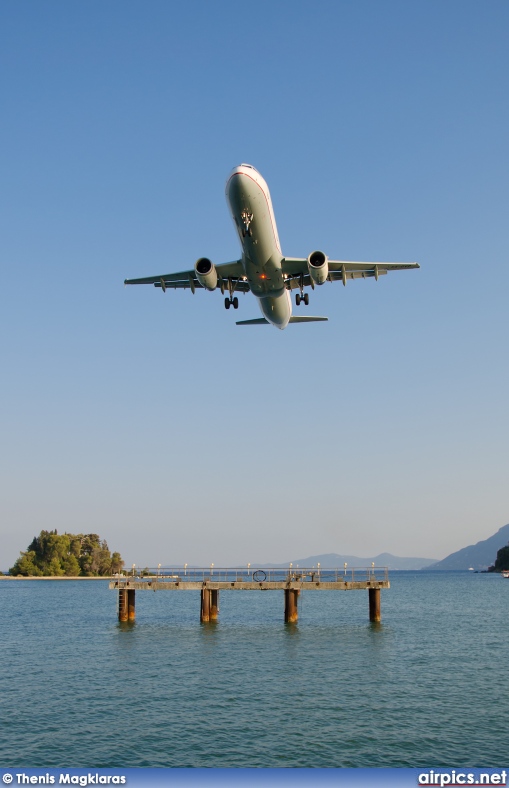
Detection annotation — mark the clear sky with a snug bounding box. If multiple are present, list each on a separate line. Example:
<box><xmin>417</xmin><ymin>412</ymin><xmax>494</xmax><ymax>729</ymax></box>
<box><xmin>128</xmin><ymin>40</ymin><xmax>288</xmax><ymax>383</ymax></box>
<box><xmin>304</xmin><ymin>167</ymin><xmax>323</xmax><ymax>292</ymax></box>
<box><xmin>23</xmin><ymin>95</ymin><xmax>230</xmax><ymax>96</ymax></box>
<box><xmin>1</xmin><ymin>0</ymin><xmax>508</xmax><ymax>569</ymax></box>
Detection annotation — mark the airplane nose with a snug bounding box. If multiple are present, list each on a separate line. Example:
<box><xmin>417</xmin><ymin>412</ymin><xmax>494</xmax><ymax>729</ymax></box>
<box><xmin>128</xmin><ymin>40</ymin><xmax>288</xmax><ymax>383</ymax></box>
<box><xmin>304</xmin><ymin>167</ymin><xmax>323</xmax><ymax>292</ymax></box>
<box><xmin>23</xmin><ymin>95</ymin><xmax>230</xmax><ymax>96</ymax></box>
<box><xmin>229</xmin><ymin>165</ymin><xmax>245</xmax><ymax>179</ymax></box>
<box><xmin>226</xmin><ymin>170</ymin><xmax>243</xmax><ymax>200</ymax></box>
<box><xmin>228</xmin><ymin>163</ymin><xmax>257</xmax><ymax>181</ymax></box>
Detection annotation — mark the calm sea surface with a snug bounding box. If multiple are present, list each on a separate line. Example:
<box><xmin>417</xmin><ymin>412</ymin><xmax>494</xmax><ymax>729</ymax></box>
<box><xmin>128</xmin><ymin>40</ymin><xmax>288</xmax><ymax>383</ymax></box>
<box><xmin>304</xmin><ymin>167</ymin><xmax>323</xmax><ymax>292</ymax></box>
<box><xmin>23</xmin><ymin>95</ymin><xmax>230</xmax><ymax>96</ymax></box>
<box><xmin>1</xmin><ymin>572</ymin><xmax>508</xmax><ymax>768</ymax></box>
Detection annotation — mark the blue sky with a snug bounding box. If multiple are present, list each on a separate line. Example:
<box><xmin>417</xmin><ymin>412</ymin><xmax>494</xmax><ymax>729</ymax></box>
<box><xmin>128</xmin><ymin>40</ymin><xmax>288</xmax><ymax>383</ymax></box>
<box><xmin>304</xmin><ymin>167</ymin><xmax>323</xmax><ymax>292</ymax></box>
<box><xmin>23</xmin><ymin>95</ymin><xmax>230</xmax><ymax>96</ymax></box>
<box><xmin>1</xmin><ymin>1</ymin><xmax>508</xmax><ymax>568</ymax></box>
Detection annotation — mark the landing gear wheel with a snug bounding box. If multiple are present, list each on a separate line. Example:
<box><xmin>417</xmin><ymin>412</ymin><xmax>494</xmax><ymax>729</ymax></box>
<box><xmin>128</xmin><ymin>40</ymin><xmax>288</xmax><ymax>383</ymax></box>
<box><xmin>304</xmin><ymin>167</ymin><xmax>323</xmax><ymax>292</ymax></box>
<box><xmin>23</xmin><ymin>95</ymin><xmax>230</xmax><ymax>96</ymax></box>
<box><xmin>296</xmin><ymin>293</ymin><xmax>301</xmax><ymax>306</ymax></box>
<box><xmin>303</xmin><ymin>293</ymin><xmax>309</xmax><ymax>306</ymax></box>
<box><xmin>233</xmin><ymin>297</ymin><xmax>239</xmax><ymax>309</ymax></box>
<box><xmin>225</xmin><ymin>297</ymin><xmax>230</xmax><ymax>310</ymax></box>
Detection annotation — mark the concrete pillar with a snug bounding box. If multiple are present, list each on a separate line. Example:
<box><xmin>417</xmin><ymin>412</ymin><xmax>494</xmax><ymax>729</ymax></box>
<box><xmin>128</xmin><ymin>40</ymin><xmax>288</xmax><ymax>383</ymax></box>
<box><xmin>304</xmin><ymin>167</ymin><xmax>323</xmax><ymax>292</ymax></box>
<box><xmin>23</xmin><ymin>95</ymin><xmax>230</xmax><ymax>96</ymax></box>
<box><xmin>118</xmin><ymin>588</ymin><xmax>128</xmax><ymax>622</ymax></box>
<box><xmin>369</xmin><ymin>587</ymin><xmax>381</xmax><ymax>622</ymax></box>
<box><xmin>201</xmin><ymin>588</ymin><xmax>211</xmax><ymax>622</ymax></box>
<box><xmin>284</xmin><ymin>589</ymin><xmax>299</xmax><ymax>623</ymax></box>
<box><xmin>210</xmin><ymin>589</ymin><xmax>219</xmax><ymax>620</ymax></box>
<box><xmin>127</xmin><ymin>589</ymin><xmax>136</xmax><ymax>621</ymax></box>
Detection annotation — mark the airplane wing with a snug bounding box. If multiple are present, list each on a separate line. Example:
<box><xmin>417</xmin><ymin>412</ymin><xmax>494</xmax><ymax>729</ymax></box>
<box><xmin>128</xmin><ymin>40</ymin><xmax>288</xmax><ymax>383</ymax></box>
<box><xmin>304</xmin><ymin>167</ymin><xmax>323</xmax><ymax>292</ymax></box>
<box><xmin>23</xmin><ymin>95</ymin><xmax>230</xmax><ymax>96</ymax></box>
<box><xmin>281</xmin><ymin>258</ymin><xmax>419</xmax><ymax>288</ymax></box>
<box><xmin>124</xmin><ymin>260</ymin><xmax>249</xmax><ymax>292</ymax></box>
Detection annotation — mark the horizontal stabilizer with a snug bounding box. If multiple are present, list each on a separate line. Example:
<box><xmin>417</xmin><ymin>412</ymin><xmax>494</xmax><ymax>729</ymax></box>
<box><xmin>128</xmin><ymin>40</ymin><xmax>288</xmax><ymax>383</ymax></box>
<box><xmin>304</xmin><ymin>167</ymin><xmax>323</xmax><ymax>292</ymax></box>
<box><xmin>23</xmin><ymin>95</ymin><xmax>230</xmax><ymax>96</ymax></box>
<box><xmin>289</xmin><ymin>316</ymin><xmax>328</xmax><ymax>323</ymax></box>
<box><xmin>236</xmin><ymin>318</ymin><xmax>269</xmax><ymax>325</ymax></box>
<box><xmin>236</xmin><ymin>316</ymin><xmax>328</xmax><ymax>326</ymax></box>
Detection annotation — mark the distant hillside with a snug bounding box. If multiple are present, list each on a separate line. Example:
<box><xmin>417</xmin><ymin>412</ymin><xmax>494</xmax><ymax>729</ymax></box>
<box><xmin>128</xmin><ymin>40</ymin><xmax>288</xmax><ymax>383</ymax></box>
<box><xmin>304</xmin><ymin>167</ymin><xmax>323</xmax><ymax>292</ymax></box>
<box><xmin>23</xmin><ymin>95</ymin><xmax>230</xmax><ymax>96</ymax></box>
<box><xmin>266</xmin><ymin>552</ymin><xmax>438</xmax><ymax>571</ymax></box>
<box><xmin>427</xmin><ymin>524</ymin><xmax>509</xmax><ymax>571</ymax></box>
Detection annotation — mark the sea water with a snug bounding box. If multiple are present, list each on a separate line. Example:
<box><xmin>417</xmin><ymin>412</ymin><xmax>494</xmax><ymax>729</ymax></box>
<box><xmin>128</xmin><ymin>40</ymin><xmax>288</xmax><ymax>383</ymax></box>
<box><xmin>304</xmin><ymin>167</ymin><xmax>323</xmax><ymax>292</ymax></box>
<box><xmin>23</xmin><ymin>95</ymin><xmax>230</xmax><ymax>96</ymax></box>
<box><xmin>1</xmin><ymin>572</ymin><xmax>507</xmax><ymax>768</ymax></box>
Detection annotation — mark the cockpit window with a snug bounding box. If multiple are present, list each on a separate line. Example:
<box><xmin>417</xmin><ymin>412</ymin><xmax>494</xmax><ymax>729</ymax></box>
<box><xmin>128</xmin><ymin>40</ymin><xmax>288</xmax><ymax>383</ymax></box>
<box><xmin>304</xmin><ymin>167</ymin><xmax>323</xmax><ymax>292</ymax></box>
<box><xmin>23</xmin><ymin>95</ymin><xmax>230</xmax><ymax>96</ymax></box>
<box><xmin>240</xmin><ymin>163</ymin><xmax>258</xmax><ymax>171</ymax></box>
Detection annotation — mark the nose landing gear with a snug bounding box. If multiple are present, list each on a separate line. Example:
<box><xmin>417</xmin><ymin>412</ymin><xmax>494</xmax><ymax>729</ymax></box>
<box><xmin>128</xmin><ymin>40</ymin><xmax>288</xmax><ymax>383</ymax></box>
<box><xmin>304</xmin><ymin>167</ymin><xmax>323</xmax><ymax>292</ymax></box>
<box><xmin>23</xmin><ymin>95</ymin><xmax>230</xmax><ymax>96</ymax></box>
<box><xmin>240</xmin><ymin>210</ymin><xmax>253</xmax><ymax>238</ymax></box>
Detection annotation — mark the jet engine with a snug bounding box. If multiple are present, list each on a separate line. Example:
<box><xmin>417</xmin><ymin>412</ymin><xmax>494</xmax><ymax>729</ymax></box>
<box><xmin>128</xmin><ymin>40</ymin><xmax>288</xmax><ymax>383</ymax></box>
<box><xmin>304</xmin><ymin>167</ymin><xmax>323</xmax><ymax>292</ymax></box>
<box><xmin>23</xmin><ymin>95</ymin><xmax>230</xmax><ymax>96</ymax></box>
<box><xmin>307</xmin><ymin>250</ymin><xmax>328</xmax><ymax>285</ymax></box>
<box><xmin>194</xmin><ymin>258</ymin><xmax>218</xmax><ymax>291</ymax></box>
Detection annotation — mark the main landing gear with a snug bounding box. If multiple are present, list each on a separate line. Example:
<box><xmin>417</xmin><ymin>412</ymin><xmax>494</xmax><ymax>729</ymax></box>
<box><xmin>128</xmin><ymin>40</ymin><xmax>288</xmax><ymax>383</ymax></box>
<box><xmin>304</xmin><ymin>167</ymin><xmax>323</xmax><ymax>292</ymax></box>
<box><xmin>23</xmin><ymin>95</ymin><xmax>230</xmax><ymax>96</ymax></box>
<box><xmin>294</xmin><ymin>273</ymin><xmax>309</xmax><ymax>306</ymax></box>
<box><xmin>224</xmin><ymin>277</ymin><xmax>240</xmax><ymax>309</ymax></box>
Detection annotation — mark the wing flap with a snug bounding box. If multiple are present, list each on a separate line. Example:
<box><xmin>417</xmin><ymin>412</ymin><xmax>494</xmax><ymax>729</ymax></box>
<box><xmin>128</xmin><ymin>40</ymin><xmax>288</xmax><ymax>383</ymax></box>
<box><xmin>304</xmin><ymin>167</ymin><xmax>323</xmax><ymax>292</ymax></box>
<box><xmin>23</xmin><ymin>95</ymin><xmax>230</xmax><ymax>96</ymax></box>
<box><xmin>283</xmin><ymin>270</ymin><xmax>388</xmax><ymax>290</ymax></box>
<box><xmin>328</xmin><ymin>260</ymin><xmax>420</xmax><ymax>273</ymax></box>
<box><xmin>125</xmin><ymin>259</ymin><xmax>246</xmax><ymax>290</ymax></box>
<box><xmin>282</xmin><ymin>257</ymin><xmax>419</xmax><ymax>284</ymax></box>
<box><xmin>153</xmin><ymin>279</ymin><xmax>250</xmax><ymax>292</ymax></box>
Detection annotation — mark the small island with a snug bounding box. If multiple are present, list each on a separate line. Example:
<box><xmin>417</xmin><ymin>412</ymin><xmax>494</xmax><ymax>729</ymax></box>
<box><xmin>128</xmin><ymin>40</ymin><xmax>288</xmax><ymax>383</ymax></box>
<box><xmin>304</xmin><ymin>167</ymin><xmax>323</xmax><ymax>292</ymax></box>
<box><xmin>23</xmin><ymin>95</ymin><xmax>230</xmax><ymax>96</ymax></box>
<box><xmin>9</xmin><ymin>530</ymin><xmax>124</xmax><ymax>576</ymax></box>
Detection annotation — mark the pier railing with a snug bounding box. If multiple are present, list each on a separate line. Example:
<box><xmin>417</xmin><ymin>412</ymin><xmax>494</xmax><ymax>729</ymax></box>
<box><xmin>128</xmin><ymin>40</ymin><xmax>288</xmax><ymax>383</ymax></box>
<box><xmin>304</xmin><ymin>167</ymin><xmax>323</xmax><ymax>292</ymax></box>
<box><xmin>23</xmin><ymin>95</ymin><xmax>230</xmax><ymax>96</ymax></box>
<box><xmin>112</xmin><ymin>566</ymin><xmax>389</xmax><ymax>584</ymax></box>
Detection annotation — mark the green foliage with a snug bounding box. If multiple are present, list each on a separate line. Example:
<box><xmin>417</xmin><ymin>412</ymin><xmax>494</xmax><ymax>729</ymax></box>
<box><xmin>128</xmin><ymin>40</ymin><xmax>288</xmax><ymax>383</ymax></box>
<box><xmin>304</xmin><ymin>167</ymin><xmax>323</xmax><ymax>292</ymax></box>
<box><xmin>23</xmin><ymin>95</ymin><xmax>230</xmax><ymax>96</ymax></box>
<box><xmin>111</xmin><ymin>552</ymin><xmax>123</xmax><ymax>573</ymax></box>
<box><xmin>9</xmin><ymin>530</ymin><xmax>125</xmax><ymax>577</ymax></box>
<box><xmin>10</xmin><ymin>551</ymin><xmax>43</xmax><ymax>576</ymax></box>
<box><xmin>494</xmin><ymin>545</ymin><xmax>509</xmax><ymax>572</ymax></box>
<box><xmin>62</xmin><ymin>554</ymin><xmax>81</xmax><ymax>576</ymax></box>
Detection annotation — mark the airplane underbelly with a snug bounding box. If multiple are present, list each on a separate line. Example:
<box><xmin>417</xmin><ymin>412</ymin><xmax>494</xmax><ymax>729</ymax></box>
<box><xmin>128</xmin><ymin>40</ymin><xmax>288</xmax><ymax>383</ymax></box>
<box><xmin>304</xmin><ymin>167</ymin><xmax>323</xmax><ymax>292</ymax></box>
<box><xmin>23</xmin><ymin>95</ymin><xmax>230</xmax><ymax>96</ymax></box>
<box><xmin>227</xmin><ymin>173</ymin><xmax>279</xmax><ymax>266</ymax></box>
<box><xmin>244</xmin><ymin>253</ymin><xmax>285</xmax><ymax>297</ymax></box>
<box><xmin>258</xmin><ymin>291</ymin><xmax>291</xmax><ymax>329</ymax></box>
<box><xmin>226</xmin><ymin>168</ymin><xmax>286</xmax><ymax>300</ymax></box>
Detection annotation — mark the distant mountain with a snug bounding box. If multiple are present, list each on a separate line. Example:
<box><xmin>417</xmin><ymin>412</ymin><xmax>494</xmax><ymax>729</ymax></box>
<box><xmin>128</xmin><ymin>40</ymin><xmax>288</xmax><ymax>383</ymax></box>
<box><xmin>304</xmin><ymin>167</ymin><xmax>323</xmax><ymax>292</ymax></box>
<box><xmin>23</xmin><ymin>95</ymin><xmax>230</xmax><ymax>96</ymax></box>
<box><xmin>427</xmin><ymin>524</ymin><xmax>509</xmax><ymax>571</ymax></box>
<box><xmin>266</xmin><ymin>552</ymin><xmax>438</xmax><ymax>571</ymax></box>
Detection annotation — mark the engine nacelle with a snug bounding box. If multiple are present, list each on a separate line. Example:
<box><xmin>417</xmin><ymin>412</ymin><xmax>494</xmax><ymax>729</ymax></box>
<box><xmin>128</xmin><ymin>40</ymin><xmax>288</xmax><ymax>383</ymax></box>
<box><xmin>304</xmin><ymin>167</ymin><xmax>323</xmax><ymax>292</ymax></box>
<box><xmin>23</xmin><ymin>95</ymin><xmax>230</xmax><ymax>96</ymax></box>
<box><xmin>195</xmin><ymin>258</ymin><xmax>218</xmax><ymax>291</ymax></box>
<box><xmin>307</xmin><ymin>250</ymin><xmax>329</xmax><ymax>285</ymax></box>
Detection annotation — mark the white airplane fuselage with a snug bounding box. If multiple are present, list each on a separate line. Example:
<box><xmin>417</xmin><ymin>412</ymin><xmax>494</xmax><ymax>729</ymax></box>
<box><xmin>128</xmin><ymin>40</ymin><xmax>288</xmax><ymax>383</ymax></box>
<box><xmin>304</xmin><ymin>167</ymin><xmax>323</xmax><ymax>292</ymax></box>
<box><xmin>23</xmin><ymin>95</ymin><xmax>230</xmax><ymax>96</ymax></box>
<box><xmin>225</xmin><ymin>164</ymin><xmax>291</xmax><ymax>329</ymax></box>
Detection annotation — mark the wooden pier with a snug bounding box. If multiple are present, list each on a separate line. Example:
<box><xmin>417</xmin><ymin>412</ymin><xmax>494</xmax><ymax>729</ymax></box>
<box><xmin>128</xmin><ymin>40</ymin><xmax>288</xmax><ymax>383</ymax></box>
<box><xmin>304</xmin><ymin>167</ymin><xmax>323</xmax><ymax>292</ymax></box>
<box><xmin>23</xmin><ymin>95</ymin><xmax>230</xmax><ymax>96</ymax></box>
<box><xmin>110</xmin><ymin>567</ymin><xmax>390</xmax><ymax>624</ymax></box>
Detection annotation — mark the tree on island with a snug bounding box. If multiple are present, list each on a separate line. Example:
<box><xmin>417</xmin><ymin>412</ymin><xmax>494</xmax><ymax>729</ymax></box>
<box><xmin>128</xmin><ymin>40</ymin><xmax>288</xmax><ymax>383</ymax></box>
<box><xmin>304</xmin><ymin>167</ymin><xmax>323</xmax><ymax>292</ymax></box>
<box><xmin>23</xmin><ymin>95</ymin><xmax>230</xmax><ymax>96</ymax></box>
<box><xmin>9</xmin><ymin>530</ymin><xmax>124</xmax><ymax>576</ymax></box>
<box><xmin>493</xmin><ymin>545</ymin><xmax>509</xmax><ymax>572</ymax></box>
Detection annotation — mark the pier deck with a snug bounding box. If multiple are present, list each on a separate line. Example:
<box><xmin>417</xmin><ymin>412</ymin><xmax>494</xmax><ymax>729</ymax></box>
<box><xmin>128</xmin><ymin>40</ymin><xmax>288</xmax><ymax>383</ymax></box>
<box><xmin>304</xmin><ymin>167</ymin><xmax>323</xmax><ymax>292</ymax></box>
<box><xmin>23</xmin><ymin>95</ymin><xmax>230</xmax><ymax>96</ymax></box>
<box><xmin>110</xmin><ymin>567</ymin><xmax>390</xmax><ymax>623</ymax></box>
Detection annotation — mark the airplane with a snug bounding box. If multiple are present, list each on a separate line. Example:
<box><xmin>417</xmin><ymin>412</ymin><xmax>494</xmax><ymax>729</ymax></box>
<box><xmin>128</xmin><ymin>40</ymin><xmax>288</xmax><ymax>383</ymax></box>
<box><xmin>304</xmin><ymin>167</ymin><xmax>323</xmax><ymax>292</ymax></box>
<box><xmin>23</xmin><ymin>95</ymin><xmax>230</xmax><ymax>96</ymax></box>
<box><xmin>124</xmin><ymin>164</ymin><xmax>419</xmax><ymax>330</ymax></box>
